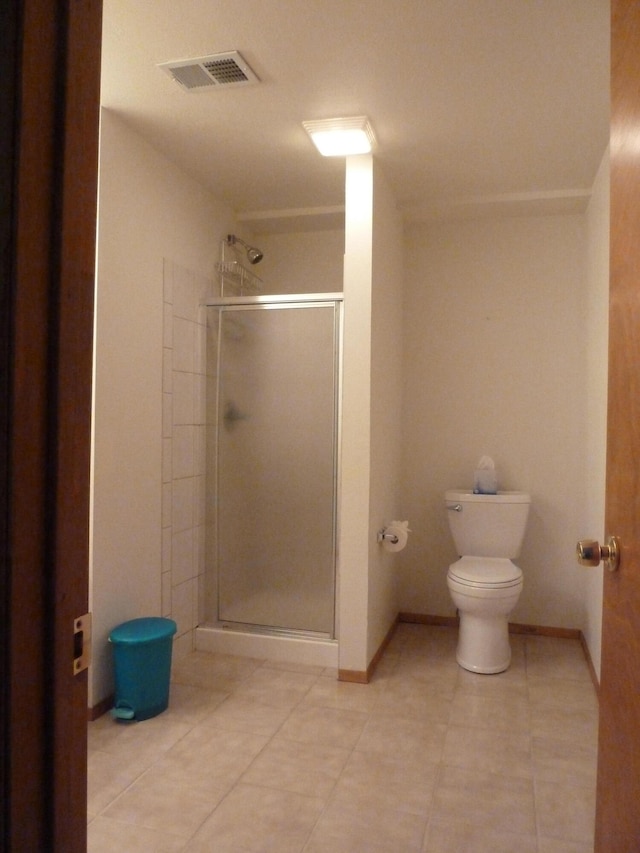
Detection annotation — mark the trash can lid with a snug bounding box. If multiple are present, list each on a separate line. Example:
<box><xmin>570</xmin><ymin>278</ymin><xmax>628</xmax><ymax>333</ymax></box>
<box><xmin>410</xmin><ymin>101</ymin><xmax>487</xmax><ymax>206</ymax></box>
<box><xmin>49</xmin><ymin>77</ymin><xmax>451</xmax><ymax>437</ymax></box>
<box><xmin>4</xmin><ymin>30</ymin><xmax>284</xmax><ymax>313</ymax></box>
<box><xmin>109</xmin><ymin>617</ymin><xmax>177</xmax><ymax>644</ymax></box>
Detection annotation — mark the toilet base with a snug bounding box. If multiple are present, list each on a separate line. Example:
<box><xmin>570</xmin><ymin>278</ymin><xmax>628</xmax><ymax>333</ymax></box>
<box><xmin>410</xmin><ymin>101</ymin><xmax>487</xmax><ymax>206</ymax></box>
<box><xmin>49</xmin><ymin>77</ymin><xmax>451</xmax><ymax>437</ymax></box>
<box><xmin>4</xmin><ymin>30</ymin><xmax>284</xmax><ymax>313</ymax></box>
<box><xmin>456</xmin><ymin>612</ymin><xmax>511</xmax><ymax>674</ymax></box>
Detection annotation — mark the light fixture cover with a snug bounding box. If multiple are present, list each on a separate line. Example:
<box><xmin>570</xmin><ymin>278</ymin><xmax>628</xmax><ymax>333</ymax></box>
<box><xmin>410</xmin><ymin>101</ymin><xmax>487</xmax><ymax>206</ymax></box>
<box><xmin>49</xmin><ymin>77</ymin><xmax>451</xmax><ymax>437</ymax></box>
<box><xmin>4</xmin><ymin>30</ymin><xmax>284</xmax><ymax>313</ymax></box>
<box><xmin>302</xmin><ymin>116</ymin><xmax>376</xmax><ymax>157</ymax></box>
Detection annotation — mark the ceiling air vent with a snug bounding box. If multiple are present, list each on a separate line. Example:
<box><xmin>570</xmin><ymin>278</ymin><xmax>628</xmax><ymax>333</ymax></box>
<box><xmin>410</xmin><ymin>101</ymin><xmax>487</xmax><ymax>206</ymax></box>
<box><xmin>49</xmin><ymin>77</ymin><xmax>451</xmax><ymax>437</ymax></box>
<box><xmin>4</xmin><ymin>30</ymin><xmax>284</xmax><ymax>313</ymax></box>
<box><xmin>158</xmin><ymin>51</ymin><xmax>259</xmax><ymax>91</ymax></box>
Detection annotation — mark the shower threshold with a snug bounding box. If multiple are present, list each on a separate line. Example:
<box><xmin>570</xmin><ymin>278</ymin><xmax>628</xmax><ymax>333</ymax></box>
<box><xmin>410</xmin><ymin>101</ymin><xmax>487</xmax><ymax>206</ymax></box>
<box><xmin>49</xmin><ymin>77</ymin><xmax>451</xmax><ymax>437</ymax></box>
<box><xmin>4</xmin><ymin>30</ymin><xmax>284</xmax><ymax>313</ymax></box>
<box><xmin>195</xmin><ymin>623</ymin><xmax>338</xmax><ymax>669</ymax></box>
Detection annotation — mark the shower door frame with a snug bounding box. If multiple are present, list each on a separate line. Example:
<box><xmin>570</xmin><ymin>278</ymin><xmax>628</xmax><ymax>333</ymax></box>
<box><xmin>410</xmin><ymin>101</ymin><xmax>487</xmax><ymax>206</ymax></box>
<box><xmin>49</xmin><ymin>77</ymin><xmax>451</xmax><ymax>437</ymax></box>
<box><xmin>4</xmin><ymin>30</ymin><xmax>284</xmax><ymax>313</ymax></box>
<box><xmin>206</xmin><ymin>292</ymin><xmax>343</xmax><ymax>640</ymax></box>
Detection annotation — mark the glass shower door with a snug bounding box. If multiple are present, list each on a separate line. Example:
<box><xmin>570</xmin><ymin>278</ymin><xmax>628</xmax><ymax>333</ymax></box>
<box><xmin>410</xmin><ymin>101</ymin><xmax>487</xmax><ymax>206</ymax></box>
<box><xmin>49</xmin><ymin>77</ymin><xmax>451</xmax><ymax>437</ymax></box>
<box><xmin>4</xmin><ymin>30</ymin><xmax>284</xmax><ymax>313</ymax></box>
<box><xmin>215</xmin><ymin>301</ymin><xmax>339</xmax><ymax>636</ymax></box>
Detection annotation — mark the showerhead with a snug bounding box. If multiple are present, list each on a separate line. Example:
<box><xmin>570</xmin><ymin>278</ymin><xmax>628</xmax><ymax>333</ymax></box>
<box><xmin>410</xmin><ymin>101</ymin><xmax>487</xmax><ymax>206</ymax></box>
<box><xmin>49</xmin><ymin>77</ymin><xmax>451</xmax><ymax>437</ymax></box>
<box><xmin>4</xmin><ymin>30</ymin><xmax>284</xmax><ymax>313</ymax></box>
<box><xmin>245</xmin><ymin>245</ymin><xmax>263</xmax><ymax>264</ymax></box>
<box><xmin>226</xmin><ymin>234</ymin><xmax>264</xmax><ymax>265</ymax></box>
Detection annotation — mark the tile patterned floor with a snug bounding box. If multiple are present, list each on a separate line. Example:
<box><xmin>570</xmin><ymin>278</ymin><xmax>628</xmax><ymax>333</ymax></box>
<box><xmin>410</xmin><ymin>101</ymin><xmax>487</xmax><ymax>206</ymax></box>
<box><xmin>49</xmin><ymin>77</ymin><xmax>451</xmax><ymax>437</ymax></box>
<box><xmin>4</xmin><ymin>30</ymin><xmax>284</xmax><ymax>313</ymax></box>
<box><xmin>87</xmin><ymin>624</ymin><xmax>598</xmax><ymax>852</ymax></box>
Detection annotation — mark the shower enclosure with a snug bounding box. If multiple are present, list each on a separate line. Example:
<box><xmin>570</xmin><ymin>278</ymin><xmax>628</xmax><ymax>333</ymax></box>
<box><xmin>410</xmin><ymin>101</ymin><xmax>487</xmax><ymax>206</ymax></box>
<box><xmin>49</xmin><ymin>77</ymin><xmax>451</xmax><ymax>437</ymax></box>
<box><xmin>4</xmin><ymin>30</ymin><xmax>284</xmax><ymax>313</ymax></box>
<box><xmin>205</xmin><ymin>294</ymin><xmax>342</xmax><ymax>641</ymax></box>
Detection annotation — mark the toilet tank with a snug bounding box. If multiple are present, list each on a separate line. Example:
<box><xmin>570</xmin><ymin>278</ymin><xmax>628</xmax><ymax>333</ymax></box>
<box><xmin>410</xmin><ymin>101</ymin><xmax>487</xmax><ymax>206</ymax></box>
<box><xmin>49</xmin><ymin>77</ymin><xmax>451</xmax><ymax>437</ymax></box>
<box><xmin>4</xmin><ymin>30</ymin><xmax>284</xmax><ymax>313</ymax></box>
<box><xmin>445</xmin><ymin>490</ymin><xmax>531</xmax><ymax>558</ymax></box>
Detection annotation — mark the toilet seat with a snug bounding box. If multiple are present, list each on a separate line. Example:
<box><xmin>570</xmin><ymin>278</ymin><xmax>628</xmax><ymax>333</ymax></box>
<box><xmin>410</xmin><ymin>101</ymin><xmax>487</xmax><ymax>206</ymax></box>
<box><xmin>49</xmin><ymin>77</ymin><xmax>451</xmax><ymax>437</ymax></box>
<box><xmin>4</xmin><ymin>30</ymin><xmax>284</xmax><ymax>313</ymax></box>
<box><xmin>448</xmin><ymin>556</ymin><xmax>522</xmax><ymax>589</ymax></box>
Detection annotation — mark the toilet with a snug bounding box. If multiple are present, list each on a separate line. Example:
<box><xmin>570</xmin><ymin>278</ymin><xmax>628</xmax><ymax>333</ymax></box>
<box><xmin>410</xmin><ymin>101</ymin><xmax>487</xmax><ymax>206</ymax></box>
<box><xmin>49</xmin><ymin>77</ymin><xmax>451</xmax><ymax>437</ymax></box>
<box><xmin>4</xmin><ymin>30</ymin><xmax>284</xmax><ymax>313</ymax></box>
<box><xmin>445</xmin><ymin>489</ymin><xmax>530</xmax><ymax>674</ymax></box>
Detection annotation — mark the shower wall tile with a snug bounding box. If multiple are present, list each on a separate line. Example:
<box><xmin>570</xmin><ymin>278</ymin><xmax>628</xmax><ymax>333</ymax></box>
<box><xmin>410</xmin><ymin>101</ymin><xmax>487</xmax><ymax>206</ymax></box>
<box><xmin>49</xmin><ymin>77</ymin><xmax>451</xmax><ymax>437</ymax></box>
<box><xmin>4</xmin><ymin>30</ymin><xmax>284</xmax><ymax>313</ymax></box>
<box><xmin>196</xmin><ymin>272</ymin><xmax>210</xmax><ymax>304</ymax></box>
<box><xmin>171</xmin><ymin>578</ymin><xmax>194</xmax><ymax>638</ymax></box>
<box><xmin>172</xmin><ymin>477</ymin><xmax>194</xmax><ymax>532</ymax></box>
<box><xmin>173</xmin><ymin>266</ymin><xmax>197</xmax><ymax>322</ymax></box>
<box><xmin>163</xmin><ymin>257</ymin><xmax>174</xmax><ymax>304</ymax></box>
<box><xmin>194</xmin><ymin>329</ymin><xmax>206</xmax><ymax>376</ymax></box>
<box><xmin>194</xmin><ymin>426</ymin><xmax>206</xmax><ymax>472</ymax></box>
<box><xmin>162</xmin><ymin>259</ymin><xmax>214</xmax><ymax>651</ymax></box>
<box><xmin>190</xmin><ymin>576</ymin><xmax>200</xmax><ymax>632</ymax></box>
<box><xmin>161</xmin><ymin>482</ymin><xmax>172</xmax><ymax>529</ymax></box>
<box><xmin>161</xmin><ymin>570</ymin><xmax>172</xmax><ymax>617</ymax></box>
<box><xmin>173</xmin><ymin>426</ymin><xmax>195</xmax><ymax>478</ymax></box>
<box><xmin>173</xmin><ymin>317</ymin><xmax>195</xmax><ymax>373</ymax></box>
<box><xmin>193</xmin><ymin>375</ymin><xmax>205</xmax><ymax>425</ymax></box>
<box><xmin>197</xmin><ymin>569</ymin><xmax>206</xmax><ymax>624</ymax></box>
<box><xmin>173</xmin><ymin>630</ymin><xmax>193</xmax><ymax>660</ymax></box>
<box><xmin>173</xmin><ymin>371</ymin><xmax>195</xmax><ymax>425</ymax></box>
<box><xmin>195</xmin><ymin>478</ymin><xmax>206</xmax><ymax>526</ymax></box>
<box><xmin>196</xmin><ymin>524</ymin><xmax>206</xmax><ymax>574</ymax></box>
<box><xmin>163</xmin><ymin>302</ymin><xmax>173</xmax><ymax>347</ymax></box>
<box><xmin>162</xmin><ymin>527</ymin><xmax>172</xmax><ymax>572</ymax></box>
<box><xmin>172</xmin><ymin>529</ymin><xmax>195</xmax><ymax>587</ymax></box>
<box><xmin>162</xmin><ymin>393</ymin><xmax>173</xmax><ymax>439</ymax></box>
<box><xmin>162</xmin><ymin>438</ymin><xmax>172</xmax><ymax>483</ymax></box>
<box><xmin>163</xmin><ymin>348</ymin><xmax>172</xmax><ymax>389</ymax></box>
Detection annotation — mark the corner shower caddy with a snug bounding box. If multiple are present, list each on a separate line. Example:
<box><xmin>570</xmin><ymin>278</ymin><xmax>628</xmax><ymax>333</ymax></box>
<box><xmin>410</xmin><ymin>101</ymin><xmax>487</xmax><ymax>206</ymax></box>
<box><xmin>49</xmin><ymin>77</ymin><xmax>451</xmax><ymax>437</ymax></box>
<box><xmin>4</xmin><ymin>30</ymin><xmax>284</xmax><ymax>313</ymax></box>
<box><xmin>215</xmin><ymin>238</ymin><xmax>263</xmax><ymax>296</ymax></box>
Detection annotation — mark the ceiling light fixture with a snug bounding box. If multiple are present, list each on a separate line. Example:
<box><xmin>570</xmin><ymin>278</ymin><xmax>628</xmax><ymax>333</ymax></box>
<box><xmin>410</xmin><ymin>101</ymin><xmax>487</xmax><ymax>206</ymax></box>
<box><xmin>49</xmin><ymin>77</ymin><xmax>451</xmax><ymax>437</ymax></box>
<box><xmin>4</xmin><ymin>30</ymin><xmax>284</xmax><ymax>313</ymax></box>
<box><xmin>302</xmin><ymin>116</ymin><xmax>376</xmax><ymax>157</ymax></box>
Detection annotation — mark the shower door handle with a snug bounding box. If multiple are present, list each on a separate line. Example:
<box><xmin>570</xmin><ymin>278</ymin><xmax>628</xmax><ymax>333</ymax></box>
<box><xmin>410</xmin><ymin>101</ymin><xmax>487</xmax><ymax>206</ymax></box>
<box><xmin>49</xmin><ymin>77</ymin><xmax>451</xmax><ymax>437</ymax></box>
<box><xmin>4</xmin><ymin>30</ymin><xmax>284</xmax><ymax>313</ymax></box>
<box><xmin>224</xmin><ymin>402</ymin><xmax>249</xmax><ymax>424</ymax></box>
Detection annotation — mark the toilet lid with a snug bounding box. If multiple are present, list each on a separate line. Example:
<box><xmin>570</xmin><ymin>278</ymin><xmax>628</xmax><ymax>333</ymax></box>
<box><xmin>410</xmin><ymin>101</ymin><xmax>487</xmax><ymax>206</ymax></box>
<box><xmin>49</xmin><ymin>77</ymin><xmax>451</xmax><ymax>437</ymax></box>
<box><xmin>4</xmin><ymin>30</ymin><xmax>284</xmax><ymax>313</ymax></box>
<box><xmin>448</xmin><ymin>557</ymin><xmax>523</xmax><ymax>588</ymax></box>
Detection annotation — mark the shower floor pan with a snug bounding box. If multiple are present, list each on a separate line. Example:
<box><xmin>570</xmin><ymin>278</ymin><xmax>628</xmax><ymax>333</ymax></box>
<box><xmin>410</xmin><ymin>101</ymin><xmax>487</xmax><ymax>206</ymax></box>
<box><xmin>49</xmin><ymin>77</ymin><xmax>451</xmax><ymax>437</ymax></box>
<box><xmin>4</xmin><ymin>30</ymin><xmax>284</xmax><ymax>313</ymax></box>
<box><xmin>195</xmin><ymin>623</ymin><xmax>338</xmax><ymax>669</ymax></box>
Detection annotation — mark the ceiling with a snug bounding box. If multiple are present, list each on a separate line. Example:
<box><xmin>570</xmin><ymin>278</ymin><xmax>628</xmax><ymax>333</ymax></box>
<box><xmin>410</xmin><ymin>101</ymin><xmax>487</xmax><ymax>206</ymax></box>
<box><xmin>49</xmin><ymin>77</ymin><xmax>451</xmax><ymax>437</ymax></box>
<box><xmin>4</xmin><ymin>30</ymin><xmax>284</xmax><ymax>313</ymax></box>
<box><xmin>100</xmin><ymin>0</ymin><xmax>610</xmax><ymax>229</ymax></box>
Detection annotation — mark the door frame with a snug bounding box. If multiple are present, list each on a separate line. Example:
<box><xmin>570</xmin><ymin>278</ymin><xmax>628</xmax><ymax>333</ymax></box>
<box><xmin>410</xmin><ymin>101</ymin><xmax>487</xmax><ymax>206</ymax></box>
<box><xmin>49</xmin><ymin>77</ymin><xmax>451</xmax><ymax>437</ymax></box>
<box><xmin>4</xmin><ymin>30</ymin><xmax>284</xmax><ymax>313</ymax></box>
<box><xmin>2</xmin><ymin>1</ymin><xmax>102</xmax><ymax>849</ymax></box>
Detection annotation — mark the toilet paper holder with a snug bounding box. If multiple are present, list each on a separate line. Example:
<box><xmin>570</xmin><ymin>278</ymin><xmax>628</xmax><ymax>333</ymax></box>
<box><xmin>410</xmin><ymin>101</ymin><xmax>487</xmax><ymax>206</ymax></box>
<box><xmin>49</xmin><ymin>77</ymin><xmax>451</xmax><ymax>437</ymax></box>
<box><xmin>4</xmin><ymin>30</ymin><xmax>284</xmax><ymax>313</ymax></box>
<box><xmin>377</xmin><ymin>528</ymin><xmax>399</xmax><ymax>544</ymax></box>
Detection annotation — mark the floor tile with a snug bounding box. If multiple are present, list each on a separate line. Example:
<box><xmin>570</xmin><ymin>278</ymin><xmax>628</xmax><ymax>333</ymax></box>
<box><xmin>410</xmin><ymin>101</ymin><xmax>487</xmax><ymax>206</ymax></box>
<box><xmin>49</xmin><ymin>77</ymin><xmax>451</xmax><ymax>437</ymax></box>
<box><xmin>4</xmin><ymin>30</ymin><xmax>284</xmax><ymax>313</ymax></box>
<box><xmin>530</xmin><ymin>702</ymin><xmax>599</xmax><ymax>743</ymax></box>
<box><xmin>393</xmin><ymin>653</ymin><xmax>459</xmax><ymax>687</ymax></box>
<box><xmin>537</xmin><ymin>838</ymin><xmax>595</xmax><ymax>853</ymax></box>
<box><xmin>87</xmin><ymin>815</ymin><xmax>188</xmax><ymax>852</ymax></box>
<box><xmin>197</xmin><ymin>694</ymin><xmax>292</xmax><ymax>736</ymax></box>
<box><xmin>160</xmin><ymin>682</ymin><xmax>229</xmax><ymax>725</ymax></box>
<box><xmin>87</xmin><ymin>625</ymin><xmax>599</xmax><ymax>852</ymax></box>
<box><xmin>182</xmin><ymin>783</ymin><xmax>325</xmax><ymax>852</ymax></box>
<box><xmin>87</xmin><ymin>748</ymin><xmax>152</xmax><ymax>817</ymax></box>
<box><xmin>449</xmin><ymin>690</ymin><xmax>531</xmax><ymax>734</ymax></box>
<box><xmin>423</xmin><ymin>816</ymin><xmax>538</xmax><ymax>853</ymax></box>
<box><xmin>431</xmin><ymin>766</ymin><xmax>537</xmax><ymax>836</ymax></box>
<box><xmin>356</xmin><ymin>712</ymin><xmax>448</xmax><ymax>761</ymax></box>
<box><xmin>535</xmin><ymin>779</ymin><xmax>597</xmax><ymax>843</ymax></box>
<box><xmin>330</xmin><ymin>748</ymin><xmax>439</xmax><ymax>816</ymax></box>
<box><xmin>455</xmin><ymin>664</ymin><xmax>528</xmax><ymax>695</ymax></box>
<box><xmin>171</xmin><ymin>650</ymin><xmax>263</xmax><ymax>690</ymax></box>
<box><xmin>375</xmin><ymin>676</ymin><xmax>453</xmax><ymax>722</ymax></box>
<box><xmin>232</xmin><ymin>666</ymin><xmax>318</xmax><ymax>708</ymax></box>
<box><xmin>240</xmin><ymin>734</ymin><xmax>350</xmax><ymax>798</ymax></box>
<box><xmin>302</xmin><ymin>673</ymin><xmax>382</xmax><ymax>713</ymax></box>
<box><xmin>532</xmin><ymin>734</ymin><xmax>598</xmax><ymax>787</ymax></box>
<box><xmin>165</xmin><ymin>725</ymin><xmax>269</xmax><ymax>788</ymax></box>
<box><xmin>88</xmin><ymin>714</ymin><xmax>192</xmax><ymax>765</ymax></box>
<box><xmin>528</xmin><ymin>676</ymin><xmax>598</xmax><ymax>714</ymax></box>
<box><xmin>278</xmin><ymin>702</ymin><xmax>369</xmax><ymax>750</ymax></box>
<box><xmin>442</xmin><ymin>724</ymin><xmax>533</xmax><ymax>778</ymax></box>
<box><xmin>304</xmin><ymin>800</ymin><xmax>427</xmax><ymax>852</ymax></box>
<box><xmin>101</xmin><ymin>757</ymin><xmax>224</xmax><ymax>837</ymax></box>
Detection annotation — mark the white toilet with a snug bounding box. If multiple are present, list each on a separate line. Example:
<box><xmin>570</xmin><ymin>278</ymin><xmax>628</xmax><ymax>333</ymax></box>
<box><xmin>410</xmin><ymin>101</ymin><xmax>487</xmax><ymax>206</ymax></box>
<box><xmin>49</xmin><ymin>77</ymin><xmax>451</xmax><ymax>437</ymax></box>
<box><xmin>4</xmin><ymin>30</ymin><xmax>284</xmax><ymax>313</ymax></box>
<box><xmin>445</xmin><ymin>490</ymin><xmax>531</xmax><ymax>674</ymax></box>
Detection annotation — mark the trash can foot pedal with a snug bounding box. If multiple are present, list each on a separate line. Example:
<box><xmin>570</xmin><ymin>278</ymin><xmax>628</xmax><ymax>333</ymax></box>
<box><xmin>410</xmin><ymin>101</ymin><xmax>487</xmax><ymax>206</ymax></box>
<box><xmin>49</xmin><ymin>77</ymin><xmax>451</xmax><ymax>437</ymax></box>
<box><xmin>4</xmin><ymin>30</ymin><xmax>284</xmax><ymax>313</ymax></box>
<box><xmin>111</xmin><ymin>702</ymin><xmax>135</xmax><ymax>720</ymax></box>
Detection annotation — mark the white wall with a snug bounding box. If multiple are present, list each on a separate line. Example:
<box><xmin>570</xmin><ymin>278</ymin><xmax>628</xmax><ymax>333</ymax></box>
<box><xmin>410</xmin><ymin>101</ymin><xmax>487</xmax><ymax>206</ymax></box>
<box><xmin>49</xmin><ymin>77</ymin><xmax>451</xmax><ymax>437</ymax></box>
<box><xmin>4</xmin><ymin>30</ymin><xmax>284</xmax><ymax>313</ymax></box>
<box><xmin>582</xmin><ymin>148</ymin><xmax>610</xmax><ymax>678</ymax></box>
<box><xmin>400</xmin><ymin>213</ymin><xmax>587</xmax><ymax>629</ymax></box>
<box><xmin>339</xmin><ymin>155</ymin><xmax>404</xmax><ymax>672</ymax></box>
<box><xmin>368</xmin><ymin>160</ymin><xmax>404</xmax><ymax>660</ymax></box>
<box><xmin>91</xmin><ymin>109</ymin><xmax>236</xmax><ymax>706</ymax></box>
<box><xmin>256</xmin><ymin>230</ymin><xmax>344</xmax><ymax>294</ymax></box>
<box><xmin>339</xmin><ymin>155</ymin><xmax>374</xmax><ymax>672</ymax></box>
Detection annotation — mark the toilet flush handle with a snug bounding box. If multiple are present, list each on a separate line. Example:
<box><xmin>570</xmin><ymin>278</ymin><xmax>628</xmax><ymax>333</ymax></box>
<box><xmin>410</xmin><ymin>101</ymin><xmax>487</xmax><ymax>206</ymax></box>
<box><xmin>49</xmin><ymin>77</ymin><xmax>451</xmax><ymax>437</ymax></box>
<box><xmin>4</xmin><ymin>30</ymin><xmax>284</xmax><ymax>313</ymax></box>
<box><xmin>447</xmin><ymin>504</ymin><xmax>462</xmax><ymax>512</ymax></box>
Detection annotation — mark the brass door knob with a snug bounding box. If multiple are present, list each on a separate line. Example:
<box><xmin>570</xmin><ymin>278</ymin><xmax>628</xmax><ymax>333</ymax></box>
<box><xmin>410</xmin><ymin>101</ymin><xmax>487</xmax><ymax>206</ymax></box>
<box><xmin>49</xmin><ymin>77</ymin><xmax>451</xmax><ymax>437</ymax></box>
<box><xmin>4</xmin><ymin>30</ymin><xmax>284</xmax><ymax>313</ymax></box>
<box><xmin>576</xmin><ymin>536</ymin><xmax>620</xmax><ymax>572</ymax></box>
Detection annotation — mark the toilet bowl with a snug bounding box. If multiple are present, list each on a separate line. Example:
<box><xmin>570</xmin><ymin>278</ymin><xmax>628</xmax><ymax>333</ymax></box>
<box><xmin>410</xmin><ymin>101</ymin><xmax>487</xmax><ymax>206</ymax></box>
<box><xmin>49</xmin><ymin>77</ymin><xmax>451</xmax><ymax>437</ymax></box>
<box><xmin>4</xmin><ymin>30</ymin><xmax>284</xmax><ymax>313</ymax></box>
<box><xmin>445</xmin><ymin>490</ymin><xmax>530</xmax><ymax>674</ymax></box>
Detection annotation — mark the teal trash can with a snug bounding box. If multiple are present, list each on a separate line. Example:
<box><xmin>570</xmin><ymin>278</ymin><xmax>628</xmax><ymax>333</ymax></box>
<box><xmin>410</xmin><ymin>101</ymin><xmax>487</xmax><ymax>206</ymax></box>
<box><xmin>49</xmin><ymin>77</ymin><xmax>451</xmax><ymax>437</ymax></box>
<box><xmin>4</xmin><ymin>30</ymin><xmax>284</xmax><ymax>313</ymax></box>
<box><xmin>109</xmin><ymin>617</ymin><xmax>177</xmax><ymax>721</ymax></box>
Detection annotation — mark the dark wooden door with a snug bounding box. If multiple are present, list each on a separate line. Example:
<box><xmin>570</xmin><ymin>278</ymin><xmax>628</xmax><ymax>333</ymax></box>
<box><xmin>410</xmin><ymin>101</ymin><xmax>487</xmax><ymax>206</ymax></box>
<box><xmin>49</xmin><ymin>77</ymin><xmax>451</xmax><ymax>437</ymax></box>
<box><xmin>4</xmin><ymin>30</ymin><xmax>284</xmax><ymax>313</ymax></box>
<box><xmin>596</xmin><ymin>2</ymin><xmax>640</xmax><ymax>850</ymax></box>
<box><xmin>3</xmin><ymin>1</ymin><xmax>102</xmax><ymax>849</ymax></box>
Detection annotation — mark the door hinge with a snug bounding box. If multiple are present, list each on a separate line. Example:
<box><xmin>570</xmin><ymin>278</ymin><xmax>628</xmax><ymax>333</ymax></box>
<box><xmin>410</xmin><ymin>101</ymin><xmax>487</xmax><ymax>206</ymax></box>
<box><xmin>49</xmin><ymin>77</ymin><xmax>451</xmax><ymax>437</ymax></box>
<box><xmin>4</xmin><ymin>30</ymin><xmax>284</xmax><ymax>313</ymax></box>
<box><xmin>73</xmin><ymin>612</ymin><xmax>92</xmax><ymax>675</ymax></box>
